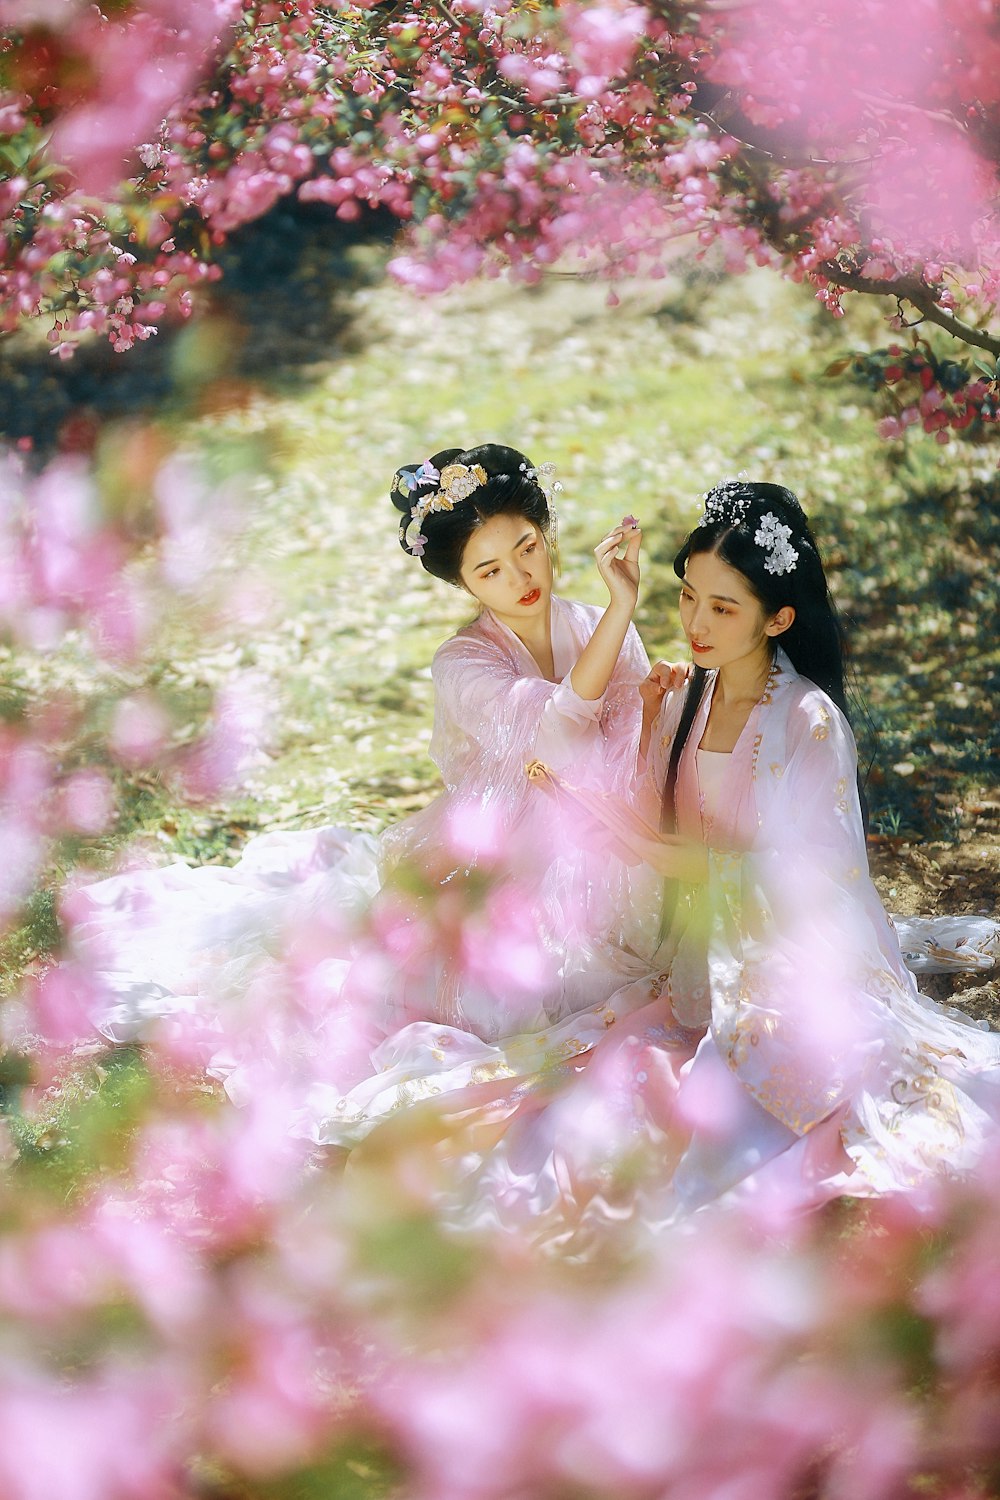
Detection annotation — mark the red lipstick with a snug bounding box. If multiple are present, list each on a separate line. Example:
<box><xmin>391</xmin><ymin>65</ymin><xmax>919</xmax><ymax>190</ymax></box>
<box><xmin>519</xmin><ymin>588</ymin><xmax>541</xmax><ymax>606</ymax></box>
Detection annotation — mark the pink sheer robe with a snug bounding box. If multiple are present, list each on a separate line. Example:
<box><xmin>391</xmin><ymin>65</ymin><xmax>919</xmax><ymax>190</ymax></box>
<box><xmin>636</xmin><ymin>647</ymin><xmax>1000</xmax><ymax>1208</ymax></box>
<box><xmin>72</xmin><ymin>596</ymin><xmax>667</xmax><ymax>1143</ymax></box>
<box><xmin>451</xmin><ymin>650</ymin><xmax>1000</xmax><ymax>1245</ymax></box>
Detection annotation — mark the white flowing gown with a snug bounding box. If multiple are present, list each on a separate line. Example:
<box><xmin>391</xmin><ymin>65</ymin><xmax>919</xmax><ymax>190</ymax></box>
<box><xmin>72</xmin><ymin>596</ymin><xmax>667</xmax><ymax>1141</ymax></box>
<box><xmin>630</xmin><ymin>649</ymin><xmax>1000</xmax><ymax>1210</ymax></box>
<box><xmin>70</xmin><ymin>621</ymin><xmax>1000</xmax><ymax>1238</ymax></box>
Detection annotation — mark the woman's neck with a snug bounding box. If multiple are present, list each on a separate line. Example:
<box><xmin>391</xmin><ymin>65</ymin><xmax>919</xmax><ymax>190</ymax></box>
<box><xmin>500</xmin><ymin>608</ymin><xmax>555</xmax><ymax>680</ymax></box>
<box><xmin>715</xmin><ymin>645</ymin><xmax>775</xmax><ymax>707</ymax></box>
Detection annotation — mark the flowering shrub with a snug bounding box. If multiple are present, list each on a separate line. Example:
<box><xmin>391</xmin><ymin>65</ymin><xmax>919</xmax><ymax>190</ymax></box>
<box><xmin>0</xmin><ymin>422</ymin><xmax>264</xmax><ymax>1035</ymax></box>
<box><xmin>3</xmin><ymin>0</ymin><xmax>1000</xmax><ymax>439</ymax></box>
<box><xmin>8</xmin><ymin>1013</ymin><xmax>1000</xmax><ymax>1499</ymax></box>
<box><xmin>838</xmin><ymin>337</ymin><xmax>1000</xmax><ymax>444</ymax></box>
<box><xmin>4</xmin><ymin>7</ymin><xmax>1000</xmax><ymax>1498</ymax></box>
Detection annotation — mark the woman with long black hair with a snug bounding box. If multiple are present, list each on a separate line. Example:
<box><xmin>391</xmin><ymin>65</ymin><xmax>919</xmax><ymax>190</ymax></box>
<box><xmin>599</xmin><ymin>478</ymin><xmax>1000</xmax><ymax>1213</ymax></box>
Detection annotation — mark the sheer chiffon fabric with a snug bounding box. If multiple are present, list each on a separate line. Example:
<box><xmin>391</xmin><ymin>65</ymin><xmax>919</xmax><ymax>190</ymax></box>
<box><xmin>74</xmin><ymin>597</ymin><xmax>667</xmax><ymax>1142</ymax></box>
<box><xmin>72</xmin><ymin>621</ymin><xmax>1000</xmax><ymax>1241</ymax></box>
<box><xmin>632</xmin><ymin>649</ymin><xmax>1000</xmax><ymax>1207</ymax></box>
<box><xmin>446</xmin><ymin>652</ymin><xmax>1000</xmax><ymax>1248</ymax></box>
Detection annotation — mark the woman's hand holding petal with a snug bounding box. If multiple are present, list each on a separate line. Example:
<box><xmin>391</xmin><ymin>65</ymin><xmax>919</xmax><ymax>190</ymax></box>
<box><xmin>594</xmin><ymin>519</ymin><xmax>642</xmax><ymax>611</ymax></box>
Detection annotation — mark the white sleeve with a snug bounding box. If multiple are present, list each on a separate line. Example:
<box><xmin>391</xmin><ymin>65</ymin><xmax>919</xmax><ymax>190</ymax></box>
<box><xmin>533</xmin><ymin>672</ymin><xmax>604</xmax><ymax>770</ymax></box>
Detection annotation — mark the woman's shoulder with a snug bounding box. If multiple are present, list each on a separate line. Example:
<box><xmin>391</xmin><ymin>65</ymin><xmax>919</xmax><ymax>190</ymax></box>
<box><xmin>431</xmin><ymin>612</ymin><xmax>513</xmax><ymax>676</ymax></box>
<box><xmin>774</xmin><ymin>661</ymin><xmax>854</xmax><ymax>748</ymax></box>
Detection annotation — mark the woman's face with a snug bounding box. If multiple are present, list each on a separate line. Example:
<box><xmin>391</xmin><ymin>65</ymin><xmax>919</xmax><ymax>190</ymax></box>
<box><xmin>459</xmin><ymin>513</ymin><xmax>553</xmax><ymax>627</ymax></box>
<box><xmin>678</xmin><ymin>549</ymin><xmax>790</xmax><ymax>673</ymax></box>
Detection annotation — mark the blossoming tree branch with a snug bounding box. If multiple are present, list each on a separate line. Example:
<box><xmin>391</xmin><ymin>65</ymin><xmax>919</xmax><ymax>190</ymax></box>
<box><xmin>4</xmin><ymin>0</ymin><xmax>1000</xmax><ymax>440</ymax></box>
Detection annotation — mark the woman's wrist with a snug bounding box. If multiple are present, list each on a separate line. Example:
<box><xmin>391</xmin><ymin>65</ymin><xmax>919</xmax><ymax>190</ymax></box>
<box><xmin>602</xmin><ymin>593</ymin><xmax>637</xmax><ymax>620</ymax></box>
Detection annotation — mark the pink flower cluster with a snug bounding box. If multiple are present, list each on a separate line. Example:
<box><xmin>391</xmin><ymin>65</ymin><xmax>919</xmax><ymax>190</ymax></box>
<box><xmin>0</xmin><ymin>432</ymin><xmax>267</xmax><ymax>1040</ymax></box>
<box><xmin>4</xmin><ymin>0</ymin><xmax>1000</xmax><ymax>422</ymax></box>
<box><xmin>9</xmin><ymin>978</ymin><xmax>1000</xmax><ymax>1500</ymax></box>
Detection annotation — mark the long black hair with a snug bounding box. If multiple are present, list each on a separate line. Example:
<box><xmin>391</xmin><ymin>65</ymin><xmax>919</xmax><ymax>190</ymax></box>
<box><xmin>661</xmin><ymin>480</ymin><xmax>864</xmax><ymax>835</ymax></box>
<box><xmin>389</xmin><ymin>442</ymin><xmax>554</xmax><ymax>585</ymax></box>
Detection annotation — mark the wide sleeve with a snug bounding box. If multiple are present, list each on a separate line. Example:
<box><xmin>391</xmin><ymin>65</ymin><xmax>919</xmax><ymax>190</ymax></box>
<box><xmin>532</xmin><ymin>676</ymin><xmax>607</xmax><ymax>770</ymax></box>
<box><xmin>590</xmin><ymin>619</ymin><xmax>649</xmax><ymax>796</ymax></box>
<box><xmin>428</xmin><ymin>630</ymin><xmax>594</xmax><ymax>818</ymax></box>
<box><xmin>742</xmin><ymin>689</ymin><xmax>869</xmax><ymax>915</ymax></box>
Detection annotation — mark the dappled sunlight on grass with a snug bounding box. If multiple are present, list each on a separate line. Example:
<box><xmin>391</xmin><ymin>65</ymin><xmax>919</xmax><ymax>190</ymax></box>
<box><xmin>4</xmin><ymin>259</ymin><xmax>996</xmax><ymax>876</ymax></box>
<box><xmin>171</xmin><ymin>264</ymin><xmax>995</xmax><ymax>855</ymax></box>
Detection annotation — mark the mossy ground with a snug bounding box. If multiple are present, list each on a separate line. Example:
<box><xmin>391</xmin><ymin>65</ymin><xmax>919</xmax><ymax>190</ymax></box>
<box><xmin>2</xmin><ymin>242</ymin><xmax>998</xmax><ymax>1012</ymax></box>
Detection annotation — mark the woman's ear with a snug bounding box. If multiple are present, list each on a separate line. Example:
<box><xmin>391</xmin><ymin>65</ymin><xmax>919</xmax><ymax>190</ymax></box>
<box><xmin>765</xmin><ymin>605</ymin><xmax>795</xmax><ymax>638</ymax></box>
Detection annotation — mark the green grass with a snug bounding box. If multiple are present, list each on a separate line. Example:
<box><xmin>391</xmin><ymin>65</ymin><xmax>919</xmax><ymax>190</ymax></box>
<box><xmin>1</xmin><ymin>254</ymin><xmax>997</xmax><ymax>995</ymax></box>
<box><xmin>201</xmin><ymin>262</ymin><xmax>995</xmax><ymax>840</ymax></box>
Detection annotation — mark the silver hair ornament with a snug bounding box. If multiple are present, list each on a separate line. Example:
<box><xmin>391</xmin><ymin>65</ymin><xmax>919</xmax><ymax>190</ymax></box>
<box><xmin>698</xmin><ymin>474</ymin><xmax>752</xmax><ymax>527</ymax></box>
<box><xmin>754</xmin><ymin>512</ymin><xmax>799</xmax><ymax>575</ymax></box>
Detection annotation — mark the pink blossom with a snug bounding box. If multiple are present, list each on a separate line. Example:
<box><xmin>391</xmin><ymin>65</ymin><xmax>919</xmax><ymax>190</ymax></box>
<box><xmin>563</xmin><ymin>2</ymin><xmax>648</xmax><ymax>96</ymax></box>
<box><xmin>49</xmin><ymin>8</ymin><xmax>228</xmax><ymax>195</ymax></box>
<box><xmin>0</xmin><ymin>1370</ymin><xmax>183</xmax><ymax>1500</ymax></box>
<box><xmin>110</xmin><ymin>694</ymin><xmax>171</xmax><ymax>768</ymax></box>
<box><xmin>177</xmin><ymin>673</ymin><xmax>268</xmax><ymax>798</ymax></box>
<box><xmin>30</xmin><ymin>961</ymin><xmax>100</xmax><ymax>1046</ymax></box>
<box><xmin>60</xmin><ymin>769</ymin><xmax>115</xmax><ymax>836</ymax></box>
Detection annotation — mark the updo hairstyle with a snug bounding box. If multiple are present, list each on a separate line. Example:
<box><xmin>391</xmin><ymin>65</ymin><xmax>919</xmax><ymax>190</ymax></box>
<box><xmin>390</xmin><ymin>442</ymin><xmax>554</xmax><ymax>585</ymax></box>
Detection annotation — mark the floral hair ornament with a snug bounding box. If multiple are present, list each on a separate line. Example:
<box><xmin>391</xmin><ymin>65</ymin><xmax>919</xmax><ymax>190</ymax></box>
<box><xmin>395</xmin><ymin>459</ymin><xmax>489</xmax><ymax>556</ymax></box>
<box><xmin>754</xmin><ymin>512</ymin><xmax>799</xmax><ymax>575</ymax></box>
<box><xmin>698</xmin><ymin>478</ymin><xmax>799</xmax><ymax>575</ymax></box>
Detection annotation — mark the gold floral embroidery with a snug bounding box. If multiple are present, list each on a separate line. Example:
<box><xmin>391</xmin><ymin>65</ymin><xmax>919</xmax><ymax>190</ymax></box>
<box><xmin>811</xmin><ymin>705</ymin><xmax>831</xmax><ymax>741</ymax></box>
<box><xmin>469</xmin><ymin>1061</ymin><xmax>517</xmax><ymax>1084</ymax></box>
<box><xmin>758</xmin><ymin>657</ymin><xmax>780</xmax><ymax>708</ymax></box>
<box><xmin>546</xmin><ymin>1038</ymin><xmax>590</xmax><ymax>1062</ymax></box>
<box><xmin>886</xmin><ymin>1070</ymin><xmax>964</xmax><ymax>1147</ymax></box>
<box><xmin>750</xmin><ymin>732</ymin><xmax>763</xmax><ymax>778</ymax></box>
<box><xmin>389</xmin><ymin>1079</ymin><xmax>444</xmax><ymax>1111</ymax></box>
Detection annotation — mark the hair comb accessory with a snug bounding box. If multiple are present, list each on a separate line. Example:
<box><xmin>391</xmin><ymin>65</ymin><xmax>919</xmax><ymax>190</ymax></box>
<box><xmin>699</xmin><ymin>474</ymin><xmax>753</xmax><ymax>527</ymax></box>
<box><xmin>397</xmin><ymin>460</ymin><xmax>488</xmax><ymax>555</ymax></box>
<box><xmin>754</xmin><ymin>512</ymin><xmax>799</xmax><ymax>575</ymax></box>
<box><xmin>520</xmin><ymin>460</ymin><xmax>562</xmax><ymax>504</ymax></box>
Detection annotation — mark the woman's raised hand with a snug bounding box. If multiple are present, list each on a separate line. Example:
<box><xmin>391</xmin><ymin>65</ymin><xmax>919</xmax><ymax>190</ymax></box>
<box><xmin>639</xmin><ymin>658</ymin><xmax>693</xmax><ymax>717</ymax></box>
<box><xmin>594</xmin><ymin>516</ymin><xmax>642</xmax><ymax>611</ymax></box>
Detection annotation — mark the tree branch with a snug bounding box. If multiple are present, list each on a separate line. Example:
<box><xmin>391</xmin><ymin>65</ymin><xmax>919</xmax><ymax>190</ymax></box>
<box><xmin>818</xmin><ymin>262</ymin><xmax>1000</xmax><ymax>359</ymax></box>
<box><xmin>427</xmin><ymin>0</ymin><xmax>463</xmax><ymax>28</ymax></box>
<box><xmin>690</xmin><ymin>107</ymin><xmax>877</xmax><ymax>169</ymax></box>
